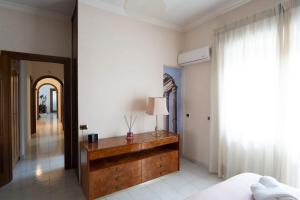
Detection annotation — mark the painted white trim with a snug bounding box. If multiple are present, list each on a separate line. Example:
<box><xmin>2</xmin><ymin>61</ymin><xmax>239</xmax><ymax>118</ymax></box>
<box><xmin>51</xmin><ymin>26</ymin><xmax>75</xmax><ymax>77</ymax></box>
<box><xmin>183</xmin><ymin>0</ymin><xmax>252</xmax><ymax>32</ymax></box>
<box><xmin>0</xmin><ymin>0</ymin><xmax>71</xmax><ymax>22</ymax></box>
<box><xmin>79</xmin><ymin>0</ymin><xmax>183</xmax><ymax>32</ymax></box>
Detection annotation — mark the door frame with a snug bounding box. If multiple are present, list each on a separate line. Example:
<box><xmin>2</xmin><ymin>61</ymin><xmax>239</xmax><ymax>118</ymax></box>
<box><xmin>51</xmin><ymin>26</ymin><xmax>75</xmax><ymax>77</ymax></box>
<box><xmin>1</xmin><ymin>50</ymin><xmax>77</xmax><ymax>171</ymax></box>
<box><xmin>0</xmin><ymin>55</ymin><xmax>11</xmax><ymax>186</ymax></box>
<box><xmin>10</xmin><ymin>65</ymin><xmax>20</xmax><ymax>169</ymax></box>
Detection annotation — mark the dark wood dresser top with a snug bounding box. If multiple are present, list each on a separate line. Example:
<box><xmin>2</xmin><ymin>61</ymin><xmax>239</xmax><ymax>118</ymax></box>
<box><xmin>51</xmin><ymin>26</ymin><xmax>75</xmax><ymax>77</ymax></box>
<box><xmin>84</xmin><ymin>131</ymin><xmax>178</xmax><ymax>152</ymax></box>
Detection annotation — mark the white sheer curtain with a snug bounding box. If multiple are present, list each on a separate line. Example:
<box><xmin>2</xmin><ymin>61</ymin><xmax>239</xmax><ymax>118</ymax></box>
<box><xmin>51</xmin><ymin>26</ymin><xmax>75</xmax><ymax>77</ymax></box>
<box><xmin>210</xmin><ymin>0</ymin><xmax>300</xmax><ymax>187</ymax></box>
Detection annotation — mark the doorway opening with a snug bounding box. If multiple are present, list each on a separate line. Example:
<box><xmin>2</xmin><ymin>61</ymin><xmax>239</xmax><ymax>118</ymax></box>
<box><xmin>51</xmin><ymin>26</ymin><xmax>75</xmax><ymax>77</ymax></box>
<box><xmin>163</xmin><ymin>66</ymin><xmax>182</xmax><ymax>134</ymax></box>
<box><xmin>33</xmin><ymin>76</ymin><xmax>64</xmax><ymax>132</ymax></box>
<box><xmin>14</xmin><ymin>63</ymin><xmax>66</xmax><ymax>179</ymax></box>
<box><xmin>38</xmin><ymin>84</ymin><xmax>58</xmax><ymax>116</ymax></box>
<box><xmin>0</xmin><ymin>51</ymin><xmax>78</xmax><ymax>187</ymax></box>
<box><xmin>164</xmin><ymin>73</ymin><xmax>178</xmax><ymax>132</ymax></box>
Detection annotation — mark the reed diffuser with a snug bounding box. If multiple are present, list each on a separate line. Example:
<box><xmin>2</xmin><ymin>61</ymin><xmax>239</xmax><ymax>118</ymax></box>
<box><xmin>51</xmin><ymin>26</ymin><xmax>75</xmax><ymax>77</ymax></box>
<box><xmin>124</xmin><ymin>114</ymin><xmax>137</xmax><ymax>139</ymax></box>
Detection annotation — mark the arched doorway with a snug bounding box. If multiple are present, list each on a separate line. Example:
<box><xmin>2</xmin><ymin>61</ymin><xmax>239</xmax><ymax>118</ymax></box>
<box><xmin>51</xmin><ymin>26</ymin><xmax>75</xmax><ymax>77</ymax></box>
<box><xmin>37</xmin><ymin>83</ymin><xmax>58</xmax><ymax>117</ymax></box>
<box><xmin>164</xmin><ymin>73</ymin><xmax>178</xmax><ymax>133</ymax></box>
<box><xmin>32</xmin><ymin>76</ymin><xmax>64</xmax><ymax>134</ymax></box>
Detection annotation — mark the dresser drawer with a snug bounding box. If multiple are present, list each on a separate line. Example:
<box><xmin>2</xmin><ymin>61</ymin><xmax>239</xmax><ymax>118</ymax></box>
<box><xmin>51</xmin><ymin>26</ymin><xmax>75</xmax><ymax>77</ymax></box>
<box><xmin>90</xmin><ymin>167</ymin><xmax>115</xmax><ymax>198</ymax></box>
<box><xmin>142</xmin><ymin>150</ymin><xmax>178</xmax><ymax>182</ymax></box>
<box><xmin>110</xmin><ymin>160</ymin><xmax>141</xmax><ymax>176</ymax></box>
<box><xmin>90</xmin><ymin>160</ymin><xmax>141</xmax><ymax>198</ymax></box>
<box><xmin>112</xmin><ymin>173</ymin><xmax>141</xmax><ymax>192</ymax></box>
<box><xmin>143</xmin><ymin>151</ymin><xmax>178</xmax><ymax>166</ymax></box>
<box><xmin>142</xmin><ymin>137</ymin><xmax>178</xmax><ymax>150</ymax></box>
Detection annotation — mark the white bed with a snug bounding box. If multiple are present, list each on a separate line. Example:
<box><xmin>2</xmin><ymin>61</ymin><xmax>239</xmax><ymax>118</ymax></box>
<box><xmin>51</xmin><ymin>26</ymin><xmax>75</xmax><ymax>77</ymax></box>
<box><xmin>186</xmin><ymin>173</ymin><xmax>300</xmax><ymax>200</ymax></box>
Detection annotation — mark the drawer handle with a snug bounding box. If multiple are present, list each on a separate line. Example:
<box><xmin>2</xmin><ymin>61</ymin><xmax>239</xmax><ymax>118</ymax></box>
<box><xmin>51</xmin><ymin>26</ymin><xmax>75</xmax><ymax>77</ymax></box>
<box><xmin>115</xmin><ymin>176</ymin><xmax>119</xmax><ymax>181</ymax></box>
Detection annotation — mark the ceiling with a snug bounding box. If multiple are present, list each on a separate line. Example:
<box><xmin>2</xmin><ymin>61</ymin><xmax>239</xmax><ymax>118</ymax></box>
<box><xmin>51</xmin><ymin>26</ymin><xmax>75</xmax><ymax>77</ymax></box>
<box><xmin>0</xmin><ymin>0</ymin><xmax>76</xmax><ymax>17</ymax></box>
<box><xmin>0</xmin><ymin>0</ymin><xmax>251</xmax><ymax>30</ymax></box>
<box><xmin>87</xmin><ymin>0</ymin><xmax>251</xmax><ymax>31</ymax></box>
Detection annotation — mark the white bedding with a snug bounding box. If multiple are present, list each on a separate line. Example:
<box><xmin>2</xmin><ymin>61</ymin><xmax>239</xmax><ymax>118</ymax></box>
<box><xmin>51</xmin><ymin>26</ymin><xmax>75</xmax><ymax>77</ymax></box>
<box><xmin>186</xmin><ymin>173</ymin><xmax>300</xmax><ymax>200</ymax></box>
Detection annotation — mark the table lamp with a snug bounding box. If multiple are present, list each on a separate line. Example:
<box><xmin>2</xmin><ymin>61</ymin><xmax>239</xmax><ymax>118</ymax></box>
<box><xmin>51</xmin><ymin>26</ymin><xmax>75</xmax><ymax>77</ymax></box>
<box><xmin>146</xmin><ymin>97</ymin><xmax>169</xmax><ymax>137</ymax></box>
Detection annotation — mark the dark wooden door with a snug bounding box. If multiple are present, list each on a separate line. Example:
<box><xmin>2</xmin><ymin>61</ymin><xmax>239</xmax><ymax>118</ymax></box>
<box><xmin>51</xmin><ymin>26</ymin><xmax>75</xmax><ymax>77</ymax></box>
<box><xmin>10</xmin><ymin>61</ymin><xmax>20</xmax><ymax>168</ymax></box>
<box><xmin>0</xmin><ymin>55</ymin><xmax>12</xmax><ymax>187</ymax></box>
<box><xmin>72</xmin><ymin>2</ymin><xmax>78</xmax><ymax>173</ymax></box>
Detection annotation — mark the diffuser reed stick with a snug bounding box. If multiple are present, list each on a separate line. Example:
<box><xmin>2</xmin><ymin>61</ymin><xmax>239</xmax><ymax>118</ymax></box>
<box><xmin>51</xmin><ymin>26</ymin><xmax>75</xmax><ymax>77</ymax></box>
<box><xmin>124</xmin><ymin>114</ymin><xmax>137</xmax><ymax>132</ymax></box>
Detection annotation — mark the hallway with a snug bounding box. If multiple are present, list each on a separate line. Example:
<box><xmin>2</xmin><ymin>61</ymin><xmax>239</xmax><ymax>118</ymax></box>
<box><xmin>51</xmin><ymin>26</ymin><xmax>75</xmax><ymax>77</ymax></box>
<box><xmin>18</xmin><ymin>113</ymin><xmax>64</xmax><ymax>174</ymax></box>
<box><xmin>0</xmin><ymin>114</ymin><xmax>84</xmax><ymax>200</ymax></box>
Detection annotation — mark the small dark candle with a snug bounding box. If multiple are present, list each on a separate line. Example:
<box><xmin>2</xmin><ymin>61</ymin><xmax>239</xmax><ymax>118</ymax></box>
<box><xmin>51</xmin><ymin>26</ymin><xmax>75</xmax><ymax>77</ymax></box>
<box><xmin>88</xmin><ymin>133</ymin><xmax>98</xmax><ymax>143</ymax></box>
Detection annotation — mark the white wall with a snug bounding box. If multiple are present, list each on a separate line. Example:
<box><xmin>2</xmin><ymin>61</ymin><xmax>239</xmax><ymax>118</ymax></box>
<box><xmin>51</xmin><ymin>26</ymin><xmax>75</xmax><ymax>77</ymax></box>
<box><xmin>78</xmin><ymin>2</ymin><xmax>182</xmax><ymax>140</ymax></box>
<box><xmin>19</xmin><ymin>62</ymin><xmax>33</xmax><ymax>158</ymax></box>
<box><xmin>181</xmin><ymin>0</ymin><xmax>282</xmax><ymax>167</ymax></box>
<box><xmin>0</xmin><ymin>6</ymin><xmax>71</xmax><ymax>57</ymax></box>
<box><xmin>24</xmin><ymin>61</ymin><xmax>64</xmax><ymax>83</ymax></box>
<box><xmin>78</xmin><ymin>0</ymin><xmax>281</xmax><ymax>171</ymax></box>
<box><xmin>19</xmin><ymin>63</ymin><xmax>27</xmax><ymax>158</ymax></box>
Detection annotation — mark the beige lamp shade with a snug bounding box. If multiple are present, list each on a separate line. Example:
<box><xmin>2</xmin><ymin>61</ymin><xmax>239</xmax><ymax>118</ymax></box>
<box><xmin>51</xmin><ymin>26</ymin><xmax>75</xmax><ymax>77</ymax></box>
<box><xmin>146</xmin><ymin>97</ymin><xmax>169</xmax><ymax>116</ymax></box>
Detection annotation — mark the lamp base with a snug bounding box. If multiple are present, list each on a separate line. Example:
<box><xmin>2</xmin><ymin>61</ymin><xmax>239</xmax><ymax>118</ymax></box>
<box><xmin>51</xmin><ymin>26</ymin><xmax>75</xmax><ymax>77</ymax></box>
<box><xmin>153</xmin><ymin>126</ymin><xmax>161</xmax><ymax>137</ymax></box>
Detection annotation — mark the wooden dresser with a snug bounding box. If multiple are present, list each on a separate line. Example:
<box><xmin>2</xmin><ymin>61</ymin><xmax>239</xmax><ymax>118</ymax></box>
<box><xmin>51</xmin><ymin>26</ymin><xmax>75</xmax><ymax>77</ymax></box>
<box><xmin>80</xmin><ymin>131</ymin><xmax>179</xmax><ymax>200</ymax></box>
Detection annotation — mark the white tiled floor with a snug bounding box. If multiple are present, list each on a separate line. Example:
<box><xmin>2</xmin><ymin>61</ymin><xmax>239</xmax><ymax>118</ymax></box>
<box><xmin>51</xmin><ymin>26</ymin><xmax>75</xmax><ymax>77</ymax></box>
<box><xmin>13</xmin><ymin>114</ymin><xmax>65</xmax><ymax>176</ymax></box>
<box><xmin>0</xmin><ymin>114</ymin><xmax>222</xmax><ymax>200</ymax></box>
<box><xmin>98</xmin><ymin>159</ymin><xmax>222</xmax><ymax>200</ymax></box>
<box><xmin>0</xmin><ymin>114</ymin><xmax>85</xmax><ymax>200</ymax></box>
